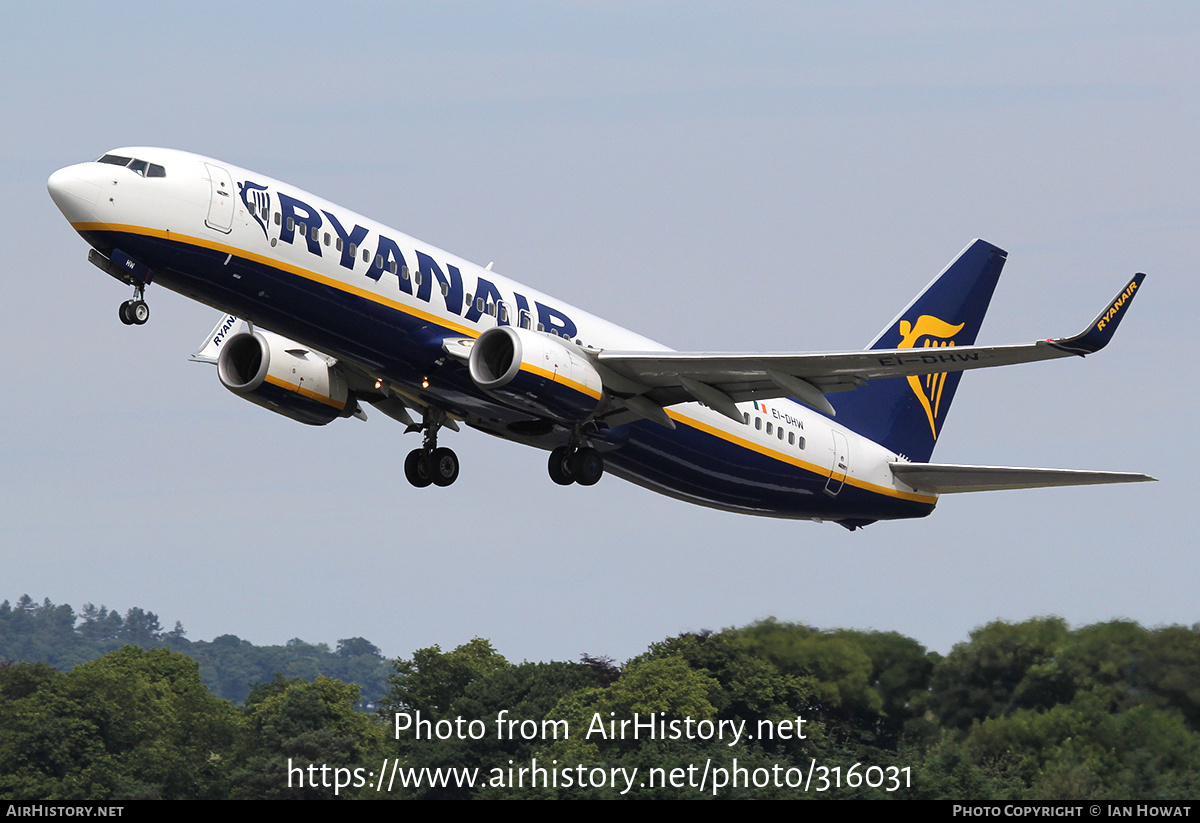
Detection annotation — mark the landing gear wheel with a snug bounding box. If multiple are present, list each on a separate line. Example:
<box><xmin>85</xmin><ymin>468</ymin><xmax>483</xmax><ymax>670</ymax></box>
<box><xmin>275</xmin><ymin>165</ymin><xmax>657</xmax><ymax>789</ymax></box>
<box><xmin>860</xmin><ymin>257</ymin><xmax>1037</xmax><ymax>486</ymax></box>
<box><xmin>570</xmin><ymin>447</ymin><xmax>604</xmax><ymax>486</ymax></box>
<box><xmin>404</xmin><ymin>449</ymin><xmax>433</xmax><ymax>488</ymax></box>
<box><xmin>548</xmin><ymin>446</ymin><xmax>575</xmax><ymax>486</ymax></box>
<box><xmin>130</xmin><ymin>300</ymin><xmax>150</xmax><ymax>325</ymax></box>
<box><xmin>430</xmin><ymin>447</ymin><xmax>460</xmax><ymax>487</ymax></box>
<box><xmin>119</xmin><ymin>301</ymin><xmax>135</xmax><ymax>325</ymax></box>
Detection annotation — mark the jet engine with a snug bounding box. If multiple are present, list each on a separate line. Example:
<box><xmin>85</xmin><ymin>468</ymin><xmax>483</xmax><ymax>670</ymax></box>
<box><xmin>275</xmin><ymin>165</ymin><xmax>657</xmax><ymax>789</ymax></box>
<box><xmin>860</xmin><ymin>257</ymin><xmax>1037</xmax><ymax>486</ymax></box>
<box><xmin>217</xmin><ymin>331</ymin><xmax>355</xmax><ymax>425</ymax></box>
<box><xmin>468</xmin><ymin>326</ymin><xmax>604</xmax><ymax>422</ymax></box>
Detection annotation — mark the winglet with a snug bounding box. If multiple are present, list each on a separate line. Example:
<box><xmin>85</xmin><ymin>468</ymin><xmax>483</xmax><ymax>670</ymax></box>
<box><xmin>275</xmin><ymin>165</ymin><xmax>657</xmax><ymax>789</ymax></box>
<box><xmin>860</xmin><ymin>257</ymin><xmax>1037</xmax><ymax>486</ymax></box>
<box><xmin>1049</xmin><ymin>273</ymin><xmax>1145</xmax><ymax>355</ymax></box>
<box><xmin>190</xmin><ymin>313</ymin><xmax>244</xmax><ymax>364</ymax></box>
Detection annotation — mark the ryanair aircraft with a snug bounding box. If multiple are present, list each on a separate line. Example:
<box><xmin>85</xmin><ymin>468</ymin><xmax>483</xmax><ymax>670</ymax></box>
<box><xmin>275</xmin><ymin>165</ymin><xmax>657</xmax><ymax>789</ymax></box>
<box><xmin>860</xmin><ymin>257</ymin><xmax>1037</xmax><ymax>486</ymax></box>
<box><xmin>48</xmin><ymin>148</ymin><xmax>1153</xmax><ymax>529</ymax></box>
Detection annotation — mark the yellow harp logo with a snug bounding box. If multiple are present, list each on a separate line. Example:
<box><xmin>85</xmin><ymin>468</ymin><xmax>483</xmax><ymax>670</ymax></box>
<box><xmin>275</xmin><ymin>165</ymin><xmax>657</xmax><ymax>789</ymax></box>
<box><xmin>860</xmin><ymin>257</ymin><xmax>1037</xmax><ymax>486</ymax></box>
<box><xmin>897</xmin><ymin>315</ymin><xmax>965</xmax><ymax>440</ymax></box>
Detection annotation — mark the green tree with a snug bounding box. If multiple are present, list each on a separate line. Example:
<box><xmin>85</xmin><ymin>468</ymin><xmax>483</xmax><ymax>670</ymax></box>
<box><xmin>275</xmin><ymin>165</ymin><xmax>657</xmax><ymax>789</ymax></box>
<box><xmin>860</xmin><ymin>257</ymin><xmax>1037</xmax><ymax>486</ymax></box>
<box><xmin>117</xmin><ymin>607</ymin><xmax>163</xmax><ymax>646</ymax></box>
<box><xmin>0</xmin><ymin>647</ymin><xmax>238</xmax><ymax>800</ymax></box>
<box><xmin>929</xmin><ymin>617</ymin><xmax>1073</xmax><ymax>729</ymax></box>
<box><xmin>382</xmin><ymin>638</ymin><xmax>508</xmax><ymax>718</ymax></box>
<box><xmin>544</xmin><ymin>655</ymin><xmax>721</xmax><ymax>763</ymax></box>
<box><xmin>230</xmin><ymin>675</ymin><xmax>387</xmax><ymax>799</ymax></box>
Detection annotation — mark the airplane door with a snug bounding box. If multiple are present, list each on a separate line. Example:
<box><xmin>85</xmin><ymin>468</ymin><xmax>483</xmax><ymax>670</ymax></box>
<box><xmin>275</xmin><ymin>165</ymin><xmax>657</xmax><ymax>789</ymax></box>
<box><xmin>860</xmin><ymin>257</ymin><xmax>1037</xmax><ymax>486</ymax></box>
<box><xmin>825</xmin><ymin>430</ymin><xmax>849</xmax><ymax>496</ymax></box>
<box><xmin>203</xmin><ymin>163</ymin><xmax>235</xmax><ymax>234</ymax></box>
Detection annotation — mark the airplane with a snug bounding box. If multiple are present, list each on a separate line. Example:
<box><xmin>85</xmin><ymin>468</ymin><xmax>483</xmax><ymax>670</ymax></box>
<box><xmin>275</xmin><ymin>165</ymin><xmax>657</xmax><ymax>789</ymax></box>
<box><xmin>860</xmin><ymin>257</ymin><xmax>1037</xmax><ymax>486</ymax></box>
<box><xmin>47</xmin><ymin>148</ymin><xmax>1154</xmax><ymax>529</ymax></box>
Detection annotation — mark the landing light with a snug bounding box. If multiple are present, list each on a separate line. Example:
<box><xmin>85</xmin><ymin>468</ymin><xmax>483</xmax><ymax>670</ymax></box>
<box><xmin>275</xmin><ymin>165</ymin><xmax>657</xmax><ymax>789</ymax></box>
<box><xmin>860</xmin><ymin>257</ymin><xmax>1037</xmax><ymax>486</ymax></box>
<box><xmin>421</xmin><ymin>378</ymin><xmax>430</xmax><ymax>389</ymax></box>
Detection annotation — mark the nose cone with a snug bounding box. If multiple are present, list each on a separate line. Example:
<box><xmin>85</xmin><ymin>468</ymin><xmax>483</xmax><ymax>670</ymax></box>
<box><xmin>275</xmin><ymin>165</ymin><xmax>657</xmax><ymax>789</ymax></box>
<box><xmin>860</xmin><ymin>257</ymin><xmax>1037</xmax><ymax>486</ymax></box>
<box><xmin>48</xmin><ymin>164</ymin><xmax>100</xmax><ymax>222</ymax></box>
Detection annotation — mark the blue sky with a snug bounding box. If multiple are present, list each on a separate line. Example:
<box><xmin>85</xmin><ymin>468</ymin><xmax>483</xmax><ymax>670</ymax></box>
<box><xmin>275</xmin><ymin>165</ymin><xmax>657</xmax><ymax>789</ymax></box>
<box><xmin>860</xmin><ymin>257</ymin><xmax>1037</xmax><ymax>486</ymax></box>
<box><xmin>4</xmin><ymin>2</ymin><xmax>1196</xmax><ymax>663</ymax></box>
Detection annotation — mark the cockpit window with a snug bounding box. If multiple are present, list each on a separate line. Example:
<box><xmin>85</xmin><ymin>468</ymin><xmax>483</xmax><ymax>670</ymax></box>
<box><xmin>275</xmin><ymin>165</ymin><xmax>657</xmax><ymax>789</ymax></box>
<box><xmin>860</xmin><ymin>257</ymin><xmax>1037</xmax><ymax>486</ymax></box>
<box><xmin>95</xmin><ymin>154</ymin><xmax>167</xmax><ymax>178</ymax></box>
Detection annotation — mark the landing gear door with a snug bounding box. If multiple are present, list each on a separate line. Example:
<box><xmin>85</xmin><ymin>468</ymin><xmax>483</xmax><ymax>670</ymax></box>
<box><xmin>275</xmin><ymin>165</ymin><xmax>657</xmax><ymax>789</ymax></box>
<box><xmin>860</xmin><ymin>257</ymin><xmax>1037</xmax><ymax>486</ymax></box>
<box><xmin>204</xmin><ymin>163</ymin><xmax>235</xmax><ymax>234</ymax></box>
<box><xmin>825</xmin><ymin>430</ymin><xmax>849</xmax><ymax>497</ymax></box>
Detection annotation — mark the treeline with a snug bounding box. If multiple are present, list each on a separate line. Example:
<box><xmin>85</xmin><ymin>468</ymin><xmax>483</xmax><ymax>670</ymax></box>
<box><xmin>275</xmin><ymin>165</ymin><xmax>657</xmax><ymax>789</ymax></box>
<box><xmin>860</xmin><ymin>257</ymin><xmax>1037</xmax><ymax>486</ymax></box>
<box><xmin>2</xmin><ymin>615</ymin><xmax>1199</xmax><ymax>799</ymax></box>
<box><xmin>0</xmin><ymin>596</ymin><xmax>389</xmax><ymax>706</ymax></box>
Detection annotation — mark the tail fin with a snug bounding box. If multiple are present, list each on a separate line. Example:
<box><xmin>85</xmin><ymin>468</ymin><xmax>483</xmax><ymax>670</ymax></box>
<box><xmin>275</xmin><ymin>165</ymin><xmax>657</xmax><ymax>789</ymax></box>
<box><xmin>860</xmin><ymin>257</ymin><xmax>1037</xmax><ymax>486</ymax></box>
<box><xmin>832</xmin><ymin>239</ymin><xmax>1008</xmax><ymax>462</ymax></box>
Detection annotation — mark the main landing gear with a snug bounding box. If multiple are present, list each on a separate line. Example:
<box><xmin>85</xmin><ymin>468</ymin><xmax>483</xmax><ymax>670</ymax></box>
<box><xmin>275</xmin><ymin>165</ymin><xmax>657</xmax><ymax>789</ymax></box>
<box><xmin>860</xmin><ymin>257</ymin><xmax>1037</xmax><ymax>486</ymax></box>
<box><xmin>403</xmin><ymin>410</ymin><xmax>460</xmax><ymax>488</ymax></box>
<box><xmin>548</xmin><ymin>445</ymin><xmax>604</xmax><ymax>486</ymax></box>
<box><xmin>118</xmin><ymin>286</ymin><xmax>150</xmax><ymax>326</ymax></box>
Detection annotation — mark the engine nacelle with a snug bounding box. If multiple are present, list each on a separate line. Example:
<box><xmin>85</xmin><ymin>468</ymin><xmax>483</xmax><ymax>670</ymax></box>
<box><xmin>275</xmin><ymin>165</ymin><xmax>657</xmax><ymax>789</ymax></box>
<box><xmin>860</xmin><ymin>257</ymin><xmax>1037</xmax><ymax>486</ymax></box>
<box><xmin>468</xmin><ymin>326</ymin><xmax>605</xmax><ymax>422</ymax></box>
<box><xmin>217</xmin><ymin>331</ymin><xmax>353</xmax><ymax>425</ymax></box>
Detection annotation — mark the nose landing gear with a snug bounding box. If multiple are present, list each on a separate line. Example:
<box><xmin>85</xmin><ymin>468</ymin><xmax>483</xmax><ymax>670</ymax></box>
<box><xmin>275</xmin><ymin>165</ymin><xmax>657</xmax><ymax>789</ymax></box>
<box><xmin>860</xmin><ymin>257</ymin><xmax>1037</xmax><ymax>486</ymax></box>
<box><xmin>118</xmin><ymin>281</ymin><xmax>150</xmax><ymax>326</ymax></box>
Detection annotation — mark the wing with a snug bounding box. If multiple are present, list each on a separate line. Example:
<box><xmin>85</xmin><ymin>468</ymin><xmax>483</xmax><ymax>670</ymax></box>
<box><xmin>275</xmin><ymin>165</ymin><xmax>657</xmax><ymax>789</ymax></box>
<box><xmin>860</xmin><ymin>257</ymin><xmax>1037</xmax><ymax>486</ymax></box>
<box><xmin>594</xmin><ymin>273</ymin><xmax>1144</xmax><ymax>424</ymax></box>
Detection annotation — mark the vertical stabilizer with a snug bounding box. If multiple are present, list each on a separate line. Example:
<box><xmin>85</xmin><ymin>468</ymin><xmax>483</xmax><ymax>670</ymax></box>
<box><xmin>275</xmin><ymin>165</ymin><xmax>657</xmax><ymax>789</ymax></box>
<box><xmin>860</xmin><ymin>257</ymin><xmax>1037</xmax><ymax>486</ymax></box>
<box><xmin>831</xmin><ymin>240</ymin><xmax>1007</xmax><ymax>462</ymax></box>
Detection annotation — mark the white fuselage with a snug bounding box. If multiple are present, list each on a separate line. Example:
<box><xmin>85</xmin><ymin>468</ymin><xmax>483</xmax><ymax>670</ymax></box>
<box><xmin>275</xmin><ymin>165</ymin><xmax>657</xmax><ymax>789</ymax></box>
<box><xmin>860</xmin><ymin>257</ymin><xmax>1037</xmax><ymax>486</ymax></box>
<box><xmin>47</xmin><ymin>147</ymin><xmax>936</xmax><ymax>524</ymax></box>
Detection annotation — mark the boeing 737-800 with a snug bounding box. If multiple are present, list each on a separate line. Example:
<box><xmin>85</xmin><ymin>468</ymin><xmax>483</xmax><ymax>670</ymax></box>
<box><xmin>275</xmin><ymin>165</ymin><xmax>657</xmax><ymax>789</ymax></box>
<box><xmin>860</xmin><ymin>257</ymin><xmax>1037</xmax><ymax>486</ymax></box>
<box><xmin>47</xmin><ymin>148</ymin><xmax>1152</xmax><ymax>529</ymax></box>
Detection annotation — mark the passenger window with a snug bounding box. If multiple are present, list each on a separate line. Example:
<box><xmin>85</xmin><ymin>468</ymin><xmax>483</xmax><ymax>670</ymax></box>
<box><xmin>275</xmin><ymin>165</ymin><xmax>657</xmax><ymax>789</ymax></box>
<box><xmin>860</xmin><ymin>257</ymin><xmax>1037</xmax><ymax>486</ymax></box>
<box><xmin>348</xmin><ymin>243</ymin><xmax>356</xmax><ymax>256</ymax></box>
<box><xmin>499</xmin><ymin>306</ymin><xmax>508</xmax><ymax>322</ymax></box>
<box><xmin>336</xmin><ymin>238</ymin><xmax>343</xmax><ymax>252</ymax></box>
<box><xmin>274</xmin><ymin>213</ymin><xmax>281</xmax><ymax>226</ymax></box>
<box><xmin>788</xmin><ymin>432</ymin><xmax>795</xmax><ymax>445</ymax></box>
<box><xmin>537</xmin><ymin>323</ymin><xmax>545</xmax><ymax>332</ymax></box>
<box><xmin>389</xmin><ymin>261</ymin><xmax>398</xmax><ymax>275</ymax></box>
<box><xmin>375</xmin><ymin>254</ymin><xmax>384</xmax><ymax>268</ymax></box>
<box><xmin>778</xmin><ymin>428</ymin><xmax>785</xmax><ymax>440</ymax></box>
<box><xmin>362</xmin><ymin>248</ymin><xmax>370</xmax><ymax>263</ymax></box>
<box><xmin>414</xmin><ymin>272</ymin><xmax>422</xmax><ymax>285</ymax></box>
<box><xmin>798</xmin><ymin>436</ymin><xmax>806</xmax><ymax>450</ymax></box>
<box><xmin>311</xmin><ymin>226</ymin><xmax>318</xmax><ymax>241</ymax></box>
<box><xmin>488</xmin><ymin>303</ymin><xmax>497</xmax><ymax>317</ymax></box>
<box><xmin>440</xmin><ymin>282</ymin><xmax>449</xmax><ymax>296</ymax></box>
<box><xmin>743</xmin><ymin>412</ymin><xmax>750</xmax><ymax>425</ymax></box>
<box><xmin>401</xmin><ymin>265</ymin><xmax>409</xmax><ymax>280</ymax></box>
<box><xmin>754</xmin><ymin>418</ymin><xmax>762</xmax><ymax>431</ymax></box>
<box><xmin>323</xmin><ymin>233</ymin><xmax>331</xmax><ymax>246</ymax></box>
<box><xmin>287</xmin><ymin>217</ymin><xmax>295</xmax><ymax>231</ymax></box>
<box><xmin>476</xmin><ymin>297</ymin><xmax>485</xmax><ymax>312</ymax></box>
<box><xmin>766</xmin><ymin>422</ymin><xmax>773</xmax><ymax>435</ymax></box>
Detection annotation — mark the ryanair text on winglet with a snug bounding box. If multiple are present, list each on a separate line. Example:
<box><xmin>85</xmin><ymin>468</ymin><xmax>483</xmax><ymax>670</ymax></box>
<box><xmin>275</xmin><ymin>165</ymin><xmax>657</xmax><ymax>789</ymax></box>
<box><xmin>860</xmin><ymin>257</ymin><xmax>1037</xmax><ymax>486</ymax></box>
<box><xmin>1097</xmin><ymin>279</ymin><xmax>1139</xmax><ymax>331</ymax></box>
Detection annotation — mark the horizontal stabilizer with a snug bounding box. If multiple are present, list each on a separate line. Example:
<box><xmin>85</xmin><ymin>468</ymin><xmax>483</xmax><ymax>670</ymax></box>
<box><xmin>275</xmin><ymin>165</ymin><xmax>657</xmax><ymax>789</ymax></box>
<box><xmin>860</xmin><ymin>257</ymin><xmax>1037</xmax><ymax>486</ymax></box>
<box><xmin>890</xmin><ymin>462</ymin><xmax>1156</xmax><ymax>494</ymax></box>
